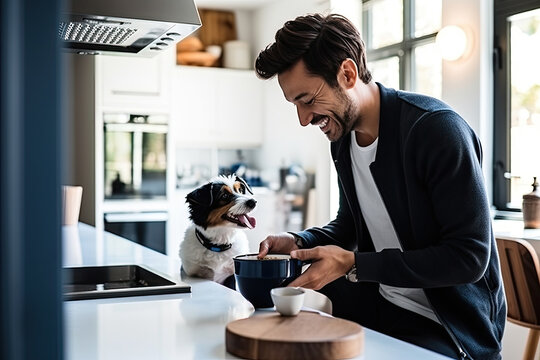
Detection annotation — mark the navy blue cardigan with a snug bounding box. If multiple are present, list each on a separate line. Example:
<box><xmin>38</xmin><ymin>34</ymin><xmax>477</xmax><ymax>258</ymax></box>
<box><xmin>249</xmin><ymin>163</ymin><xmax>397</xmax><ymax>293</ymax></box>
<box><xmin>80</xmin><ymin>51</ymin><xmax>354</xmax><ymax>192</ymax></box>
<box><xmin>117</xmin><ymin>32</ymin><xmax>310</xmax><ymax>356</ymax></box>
<box><xmin>296</xmin><ymin>83</ymin><xmax>506</xmax><ymax>359</ymax></box>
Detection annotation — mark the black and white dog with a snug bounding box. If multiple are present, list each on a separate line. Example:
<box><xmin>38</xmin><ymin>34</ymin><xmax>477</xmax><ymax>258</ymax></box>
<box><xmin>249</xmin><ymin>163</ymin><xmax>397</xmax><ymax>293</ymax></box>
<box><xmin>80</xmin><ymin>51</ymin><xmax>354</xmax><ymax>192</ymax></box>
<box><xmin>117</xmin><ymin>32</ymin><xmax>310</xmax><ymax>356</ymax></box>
<box><xmin>179</xmin><ymin>175</ymin><xmax>256</xmax><ymax>286</ymax></box>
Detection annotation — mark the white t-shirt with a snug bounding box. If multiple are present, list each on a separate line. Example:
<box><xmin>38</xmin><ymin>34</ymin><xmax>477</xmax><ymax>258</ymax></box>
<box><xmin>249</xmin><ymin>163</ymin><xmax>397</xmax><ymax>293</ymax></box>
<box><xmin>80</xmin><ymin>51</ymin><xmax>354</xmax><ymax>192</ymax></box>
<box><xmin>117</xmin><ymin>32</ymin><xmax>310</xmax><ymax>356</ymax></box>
<box><xmin>349</xmin><ymin>131</ymin><xmax>440</xmax><ymax>324</ymax></box>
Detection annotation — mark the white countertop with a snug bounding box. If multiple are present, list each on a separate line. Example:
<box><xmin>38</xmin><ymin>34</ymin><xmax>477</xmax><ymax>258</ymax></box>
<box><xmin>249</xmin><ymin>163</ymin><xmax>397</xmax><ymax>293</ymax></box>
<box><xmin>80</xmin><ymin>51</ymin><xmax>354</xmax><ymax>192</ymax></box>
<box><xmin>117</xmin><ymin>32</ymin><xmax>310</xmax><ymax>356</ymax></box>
<box><xmin>492</xmin><ymin>219</ymin><xmax>540</xmax><ymax>255</ymax></box>
<box><xmin>63</xmin><ymin>223</ymin><xmax>451</xmax><ymax>360</ymax></box>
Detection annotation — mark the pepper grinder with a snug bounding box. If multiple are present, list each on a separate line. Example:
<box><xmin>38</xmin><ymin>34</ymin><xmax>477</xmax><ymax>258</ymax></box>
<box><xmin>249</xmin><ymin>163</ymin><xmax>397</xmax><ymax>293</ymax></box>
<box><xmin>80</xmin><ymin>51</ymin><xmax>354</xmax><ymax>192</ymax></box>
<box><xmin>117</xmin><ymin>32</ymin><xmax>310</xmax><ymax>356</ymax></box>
<box><xmin>522</xmin><ymin>177</ymin><xmax>540</xmax><ymax>229</ymax></box>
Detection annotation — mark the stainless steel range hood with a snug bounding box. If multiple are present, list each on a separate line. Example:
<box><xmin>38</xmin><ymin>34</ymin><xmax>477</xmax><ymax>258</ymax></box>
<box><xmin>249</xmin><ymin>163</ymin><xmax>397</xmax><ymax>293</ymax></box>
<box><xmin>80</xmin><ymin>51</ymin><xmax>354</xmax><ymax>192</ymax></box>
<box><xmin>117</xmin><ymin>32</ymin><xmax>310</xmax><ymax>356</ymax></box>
<box><xmin>60</xmin><ymin>0</ymin><xmax>201</xmax><ymax>57</ymax></box>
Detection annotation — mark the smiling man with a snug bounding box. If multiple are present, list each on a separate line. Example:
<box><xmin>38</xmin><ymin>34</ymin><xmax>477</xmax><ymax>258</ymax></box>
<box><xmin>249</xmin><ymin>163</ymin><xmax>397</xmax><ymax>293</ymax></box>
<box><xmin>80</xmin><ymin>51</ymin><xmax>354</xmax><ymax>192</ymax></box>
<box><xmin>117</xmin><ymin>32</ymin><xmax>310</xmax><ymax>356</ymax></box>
<box><xmin>255</xmin><ymin>14</ymin><xmax>505</xmax><ymax>360</ymax></box>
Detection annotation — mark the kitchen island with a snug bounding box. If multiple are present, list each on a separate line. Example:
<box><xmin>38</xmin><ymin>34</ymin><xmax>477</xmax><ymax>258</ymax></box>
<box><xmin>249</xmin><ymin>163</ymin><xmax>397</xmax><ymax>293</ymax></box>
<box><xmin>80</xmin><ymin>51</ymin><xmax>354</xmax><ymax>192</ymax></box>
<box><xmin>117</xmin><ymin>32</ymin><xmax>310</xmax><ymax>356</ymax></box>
<box><xmin>64</xmin><ymin>223</ymin><xmax>450</xmax><ymax>360</ymax></box>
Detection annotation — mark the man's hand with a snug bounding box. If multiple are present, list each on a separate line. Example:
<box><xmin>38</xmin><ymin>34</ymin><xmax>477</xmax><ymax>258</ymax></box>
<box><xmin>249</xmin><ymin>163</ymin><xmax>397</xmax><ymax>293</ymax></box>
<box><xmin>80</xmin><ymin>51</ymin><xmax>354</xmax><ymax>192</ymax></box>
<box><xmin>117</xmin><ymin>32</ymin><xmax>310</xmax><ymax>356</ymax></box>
<box><xmin>288</xmin><ymin>245</ymin><xmax>355</xmax><ymax>290</ymax></box>
<box><xmin>258</xmin><ymin>232</ymin><xmax>299</xmax><ymax>258</ymax></box>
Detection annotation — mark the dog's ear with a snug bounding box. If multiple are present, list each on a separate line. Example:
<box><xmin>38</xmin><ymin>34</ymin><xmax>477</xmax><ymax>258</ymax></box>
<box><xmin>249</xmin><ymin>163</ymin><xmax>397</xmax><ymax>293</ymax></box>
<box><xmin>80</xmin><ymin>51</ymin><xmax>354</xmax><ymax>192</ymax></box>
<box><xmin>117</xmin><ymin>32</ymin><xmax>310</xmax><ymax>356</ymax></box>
<box><xmin>235</xmin><ymin>175</ymin><xmax>253</xmax><ymax>195</ymax></box>
<box><xmin>186</xmin><ymin>182</ymin><xmax>214</xmax><ymax>207</ymax></box>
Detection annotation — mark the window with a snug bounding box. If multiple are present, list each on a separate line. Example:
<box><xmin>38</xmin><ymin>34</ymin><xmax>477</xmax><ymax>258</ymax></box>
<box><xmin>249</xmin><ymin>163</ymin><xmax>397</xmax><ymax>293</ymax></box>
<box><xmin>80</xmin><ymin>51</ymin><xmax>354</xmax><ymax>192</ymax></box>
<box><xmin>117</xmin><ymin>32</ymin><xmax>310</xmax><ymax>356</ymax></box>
<box><xmin>362</xmin><ymin>0</ymin><xmax>442</xmax><ymax>98</ymax></box>
<box><xmin>494</xmin><ymin>1</ymin><xmax>540</xmax><ymax>212</ymax></box>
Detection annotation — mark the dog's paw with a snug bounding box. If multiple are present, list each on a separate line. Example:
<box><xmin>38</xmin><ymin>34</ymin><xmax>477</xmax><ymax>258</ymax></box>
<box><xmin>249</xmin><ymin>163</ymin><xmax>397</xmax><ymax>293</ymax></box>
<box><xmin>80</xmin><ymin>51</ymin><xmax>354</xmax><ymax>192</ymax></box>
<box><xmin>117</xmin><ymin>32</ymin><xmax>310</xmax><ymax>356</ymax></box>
<box><xmin>197</xmin><ymin>266</ymin><xmax>215</xmax><ymax>280</ymax></box>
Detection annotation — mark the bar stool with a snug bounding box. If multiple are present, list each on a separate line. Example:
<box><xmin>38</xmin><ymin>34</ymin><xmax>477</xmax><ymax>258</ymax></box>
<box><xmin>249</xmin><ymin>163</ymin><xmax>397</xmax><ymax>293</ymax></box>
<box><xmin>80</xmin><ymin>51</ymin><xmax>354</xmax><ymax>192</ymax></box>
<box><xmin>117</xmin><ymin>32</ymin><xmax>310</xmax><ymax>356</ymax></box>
<box><xmin>496</xmin><ymin>236</ymin><xmax>540</xmax><ymax>360</ymax></box>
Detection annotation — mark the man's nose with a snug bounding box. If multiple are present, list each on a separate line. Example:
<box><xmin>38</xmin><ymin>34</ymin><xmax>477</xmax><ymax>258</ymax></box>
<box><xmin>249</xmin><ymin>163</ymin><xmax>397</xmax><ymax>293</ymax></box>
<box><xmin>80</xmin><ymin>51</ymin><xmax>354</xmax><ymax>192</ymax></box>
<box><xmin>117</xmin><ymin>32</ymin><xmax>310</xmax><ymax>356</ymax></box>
<box><xmin>297</xmin><ymin>105</ymin><xmax>312</xmax><ymax>127</ymax></box>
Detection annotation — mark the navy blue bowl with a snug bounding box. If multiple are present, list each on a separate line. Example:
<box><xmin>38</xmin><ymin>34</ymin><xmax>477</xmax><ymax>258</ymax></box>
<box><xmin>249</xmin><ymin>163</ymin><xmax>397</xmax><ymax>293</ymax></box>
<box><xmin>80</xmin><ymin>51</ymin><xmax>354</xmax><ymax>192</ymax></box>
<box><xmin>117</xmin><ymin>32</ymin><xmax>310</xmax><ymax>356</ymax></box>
<box><xmin>234</xmin><ymin>254</ymin><xmax>304</xmax><ymax>308</ymax></box>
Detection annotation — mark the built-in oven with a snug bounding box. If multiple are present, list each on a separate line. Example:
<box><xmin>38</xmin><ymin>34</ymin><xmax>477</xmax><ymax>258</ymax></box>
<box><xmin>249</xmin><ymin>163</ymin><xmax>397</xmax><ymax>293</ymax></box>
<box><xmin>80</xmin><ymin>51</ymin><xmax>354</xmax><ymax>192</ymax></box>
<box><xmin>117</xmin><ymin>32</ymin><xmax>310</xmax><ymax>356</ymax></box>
<box><xmin>104</xmin><ymin>113</ymin><xmax>168</xmax><ymax>200</ymax></box>
<box><xmin>104</xmin><ymin>211</ymin><xmax>168</xmax><ymax>254</ymax></box>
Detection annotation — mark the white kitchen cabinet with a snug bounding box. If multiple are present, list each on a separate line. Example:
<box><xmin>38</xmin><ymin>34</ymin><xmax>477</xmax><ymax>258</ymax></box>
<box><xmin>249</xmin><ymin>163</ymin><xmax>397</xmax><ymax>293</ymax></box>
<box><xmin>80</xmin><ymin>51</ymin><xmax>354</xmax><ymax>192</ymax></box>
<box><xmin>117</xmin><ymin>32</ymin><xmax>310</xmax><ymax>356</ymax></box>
<box><xmin>99</xmin><ymin>49</ymin><xmax>174</xmax><ymax>110</ymax></box>
<box><xmin>216</xmin><ymin>69</ymin><xmax>263</xmax><ymax>147</ymax></box>
<box><xmin>173</xmin><ymin>66</ymin><xmax>263</xmax><ymax>148</ymax></box>
<box><xmin>173</xmin><ymin>66</ymin><xmax>217</xmax><ymax>146</ymax></box>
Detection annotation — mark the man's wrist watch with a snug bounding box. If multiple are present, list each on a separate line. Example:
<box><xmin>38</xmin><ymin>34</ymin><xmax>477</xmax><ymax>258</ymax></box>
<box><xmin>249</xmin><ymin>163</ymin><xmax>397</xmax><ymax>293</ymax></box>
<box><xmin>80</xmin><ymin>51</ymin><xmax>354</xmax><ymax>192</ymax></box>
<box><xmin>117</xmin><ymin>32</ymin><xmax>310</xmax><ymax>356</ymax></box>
<box><xmin>345</xmin><ymin>264</ymin><xmax>358</xmax><ymax>283</ymax></box>
<box><xmin>288</xmin><ymin>232</ymin><xmax>305</xmax><ymax>249</ymax></box>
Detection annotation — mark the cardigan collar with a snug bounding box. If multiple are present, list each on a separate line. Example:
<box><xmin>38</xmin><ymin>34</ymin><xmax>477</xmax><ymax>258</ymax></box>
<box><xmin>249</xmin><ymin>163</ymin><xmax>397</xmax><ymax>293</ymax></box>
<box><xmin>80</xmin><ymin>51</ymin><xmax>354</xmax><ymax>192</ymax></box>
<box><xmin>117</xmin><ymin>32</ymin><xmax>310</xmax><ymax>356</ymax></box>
<box><xmin>332</xmin><ymin>82</ymin><xmax>399</xmax><ymax>162</ymax></box>
<box><xmin>331</xmin><ymin>83</ymin><xmax>413</xmax><ymax>250</ymax></box>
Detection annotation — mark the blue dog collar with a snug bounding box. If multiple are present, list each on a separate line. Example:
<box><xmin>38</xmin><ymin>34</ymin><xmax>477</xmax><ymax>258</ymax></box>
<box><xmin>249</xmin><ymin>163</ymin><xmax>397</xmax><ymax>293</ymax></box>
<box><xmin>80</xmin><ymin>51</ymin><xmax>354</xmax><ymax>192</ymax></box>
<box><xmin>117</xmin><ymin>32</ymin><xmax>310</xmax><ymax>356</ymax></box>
<box><xmin>195</xmin><ymin>229</ymin><xmax>232</xmax><ymax>252</ymax></box>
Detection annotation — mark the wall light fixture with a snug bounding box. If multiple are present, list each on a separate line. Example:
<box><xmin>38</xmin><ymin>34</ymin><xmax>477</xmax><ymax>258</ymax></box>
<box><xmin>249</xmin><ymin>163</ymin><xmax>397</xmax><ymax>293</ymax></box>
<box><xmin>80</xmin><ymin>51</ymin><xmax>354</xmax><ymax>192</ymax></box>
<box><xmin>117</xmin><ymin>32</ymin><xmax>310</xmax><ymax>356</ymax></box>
<box><xmin>436</xmin><ymin>25</ymin><xmax>470</xmax><ymax>61</ymax></box>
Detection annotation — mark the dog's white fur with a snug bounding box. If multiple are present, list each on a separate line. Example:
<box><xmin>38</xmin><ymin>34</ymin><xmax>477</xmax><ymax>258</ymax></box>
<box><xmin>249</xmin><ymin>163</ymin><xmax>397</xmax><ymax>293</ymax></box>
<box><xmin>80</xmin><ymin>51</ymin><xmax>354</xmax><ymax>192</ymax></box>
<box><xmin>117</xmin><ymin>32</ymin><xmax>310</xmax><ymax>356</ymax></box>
<box><xmin>180</xmin><ymin>225</ymin><xmax>250</xmax><ymax>284</ymax></box>
<box><xmin>179</xmin><ymin>175</ymin><xmax>253</xmax><ymax>284</ymax></box>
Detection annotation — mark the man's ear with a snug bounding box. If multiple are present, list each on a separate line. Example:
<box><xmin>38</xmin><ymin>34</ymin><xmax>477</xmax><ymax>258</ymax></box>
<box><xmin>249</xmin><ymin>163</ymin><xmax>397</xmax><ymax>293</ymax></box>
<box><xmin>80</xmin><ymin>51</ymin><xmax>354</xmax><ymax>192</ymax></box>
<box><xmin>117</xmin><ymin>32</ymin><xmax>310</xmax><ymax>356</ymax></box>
<box><xmin>338</xmin><ymin>58</ymin><xmax>358</xmax><ymax>89</ymax></box>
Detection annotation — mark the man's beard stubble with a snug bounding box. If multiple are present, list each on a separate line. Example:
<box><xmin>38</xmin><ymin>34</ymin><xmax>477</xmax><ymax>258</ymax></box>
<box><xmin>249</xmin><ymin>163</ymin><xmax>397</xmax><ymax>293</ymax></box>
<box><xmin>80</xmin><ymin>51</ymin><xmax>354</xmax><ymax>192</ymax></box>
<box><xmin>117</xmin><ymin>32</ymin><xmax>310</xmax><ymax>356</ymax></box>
<box><xmin>329</xmin><ymin>87</ymin><xmax>357</xmax><ymax>142</ymax></box>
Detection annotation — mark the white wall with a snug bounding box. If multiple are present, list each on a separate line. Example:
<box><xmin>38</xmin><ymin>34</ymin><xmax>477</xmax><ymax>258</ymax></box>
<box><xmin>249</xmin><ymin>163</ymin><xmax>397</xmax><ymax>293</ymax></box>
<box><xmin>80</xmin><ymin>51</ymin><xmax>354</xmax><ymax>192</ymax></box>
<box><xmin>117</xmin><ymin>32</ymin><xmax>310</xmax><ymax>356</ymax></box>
<box><xmin>253</xmin><ymin>0</ymin><xmax>334</xmax><ymax>226</ymax></box>
<box><xmin>441</xmin><ymin>0</ymin><xmax>494</xmax><ymax>204</ymax></box>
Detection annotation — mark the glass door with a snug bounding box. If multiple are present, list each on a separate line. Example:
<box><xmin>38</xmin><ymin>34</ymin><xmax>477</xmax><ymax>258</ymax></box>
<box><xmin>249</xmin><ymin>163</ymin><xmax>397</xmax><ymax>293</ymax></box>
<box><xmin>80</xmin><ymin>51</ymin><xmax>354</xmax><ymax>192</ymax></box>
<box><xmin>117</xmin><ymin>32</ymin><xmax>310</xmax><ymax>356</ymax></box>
<box><xmin>104</xmin><ymin>131</ymin><xmax>133</xmax><ymax>198</ymax></box>
<box><xmin>104</xmin><ymin>118</ymin><xmax>168</xmax><ymax>199</ymax></box>
<box><xmin>494</xmin><ymin>2</ymin><xmax>540</xmax><ymax>211</ymax></box>
<box><xmin>141</xmin><ymin>132</ymin><xmax>167</xmax><ymax>197</ymax></box>
<box><xmin>508</xmin><ymin>9</ymin><xmax>540</xmax><ymax>207</ymax></box>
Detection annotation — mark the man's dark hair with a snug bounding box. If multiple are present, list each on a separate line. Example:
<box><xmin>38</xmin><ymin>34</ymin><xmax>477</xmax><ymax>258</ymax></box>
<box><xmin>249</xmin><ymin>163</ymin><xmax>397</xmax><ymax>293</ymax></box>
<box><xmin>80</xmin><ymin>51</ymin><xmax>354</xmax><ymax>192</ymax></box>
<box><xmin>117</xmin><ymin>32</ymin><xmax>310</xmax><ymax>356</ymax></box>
<box><xmin>255</xmin><ymin>13</ymin><xmax>372</xmax><ymax>86</ymax></box>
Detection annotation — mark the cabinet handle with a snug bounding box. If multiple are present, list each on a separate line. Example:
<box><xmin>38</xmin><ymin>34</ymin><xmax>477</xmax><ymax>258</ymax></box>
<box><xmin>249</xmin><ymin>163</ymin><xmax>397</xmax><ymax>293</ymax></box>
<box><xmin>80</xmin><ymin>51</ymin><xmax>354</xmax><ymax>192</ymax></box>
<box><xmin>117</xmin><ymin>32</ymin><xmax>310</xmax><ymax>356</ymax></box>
<box><xmin>112</xmin><ymin>90</ymin><xmax>160</xmax><ymax>96</ymax></box>
<box><xmin>105</xmin><ymin>212</ymin><xmax>168</xmax><ymax>222</ymax></box>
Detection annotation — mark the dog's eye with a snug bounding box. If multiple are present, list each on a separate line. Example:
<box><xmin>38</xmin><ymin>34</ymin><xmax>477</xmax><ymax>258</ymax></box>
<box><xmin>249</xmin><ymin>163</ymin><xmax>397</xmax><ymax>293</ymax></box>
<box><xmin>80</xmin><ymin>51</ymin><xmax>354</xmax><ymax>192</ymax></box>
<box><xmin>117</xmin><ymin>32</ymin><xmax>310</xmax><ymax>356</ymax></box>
<box><xmin>221</xmin><ymin>193</ymin><xmax>233</xmax><ymax>201</ymax></box>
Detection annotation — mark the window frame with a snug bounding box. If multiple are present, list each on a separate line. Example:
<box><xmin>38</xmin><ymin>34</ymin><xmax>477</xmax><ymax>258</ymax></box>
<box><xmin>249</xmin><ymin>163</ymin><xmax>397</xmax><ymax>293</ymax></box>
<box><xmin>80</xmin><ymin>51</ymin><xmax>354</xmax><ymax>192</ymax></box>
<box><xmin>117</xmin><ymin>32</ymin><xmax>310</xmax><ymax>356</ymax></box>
<box><xmin>362</xmin><ymin>0</ymin><xmax>439</xmax><ymax>91</ymax></box>
<box><xmin>493</xmin><ymin>0</ymin><xmax>540</xmax><ymax>212</ymax></box>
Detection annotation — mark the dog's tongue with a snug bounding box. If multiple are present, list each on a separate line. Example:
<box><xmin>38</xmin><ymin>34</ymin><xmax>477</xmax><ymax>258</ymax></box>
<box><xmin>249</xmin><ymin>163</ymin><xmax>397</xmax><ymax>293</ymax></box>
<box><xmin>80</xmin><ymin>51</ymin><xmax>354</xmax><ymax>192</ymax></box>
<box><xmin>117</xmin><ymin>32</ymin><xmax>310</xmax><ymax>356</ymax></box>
<box><xmin>238</xmin><ymin>214</ymin><xmax>256</xmax><ymax>229</ymax></box>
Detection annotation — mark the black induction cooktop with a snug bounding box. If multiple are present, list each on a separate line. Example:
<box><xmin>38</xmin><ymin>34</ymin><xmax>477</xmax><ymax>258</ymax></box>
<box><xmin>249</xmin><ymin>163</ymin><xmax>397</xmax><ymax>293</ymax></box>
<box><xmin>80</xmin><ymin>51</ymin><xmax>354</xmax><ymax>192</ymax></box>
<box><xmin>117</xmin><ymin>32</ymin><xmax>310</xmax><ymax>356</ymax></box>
<box><xmin>63</xmin><ymin>265</ymin><xmax>191</xmax><ymax>301</ymax></box>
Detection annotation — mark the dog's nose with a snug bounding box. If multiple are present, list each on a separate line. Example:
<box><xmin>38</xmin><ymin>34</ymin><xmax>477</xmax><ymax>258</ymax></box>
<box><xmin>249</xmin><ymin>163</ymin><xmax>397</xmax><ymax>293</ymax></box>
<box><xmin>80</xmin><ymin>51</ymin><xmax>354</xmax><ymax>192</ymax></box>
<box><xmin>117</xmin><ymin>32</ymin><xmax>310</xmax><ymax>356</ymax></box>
<box><xmin>246</xmin><ymin>199</ymin><xmax>257</xmax><ymax>208</ymax></box>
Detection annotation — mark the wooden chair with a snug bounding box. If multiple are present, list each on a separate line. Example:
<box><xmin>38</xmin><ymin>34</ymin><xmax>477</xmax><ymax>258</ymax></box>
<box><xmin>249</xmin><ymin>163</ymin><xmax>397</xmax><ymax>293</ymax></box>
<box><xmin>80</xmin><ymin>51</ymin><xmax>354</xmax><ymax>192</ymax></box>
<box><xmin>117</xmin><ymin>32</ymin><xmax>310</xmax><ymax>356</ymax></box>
<box><xmin>496</xmin><ymin>236</ymin><xmax>540</xmax><ymax>360</ymax></box>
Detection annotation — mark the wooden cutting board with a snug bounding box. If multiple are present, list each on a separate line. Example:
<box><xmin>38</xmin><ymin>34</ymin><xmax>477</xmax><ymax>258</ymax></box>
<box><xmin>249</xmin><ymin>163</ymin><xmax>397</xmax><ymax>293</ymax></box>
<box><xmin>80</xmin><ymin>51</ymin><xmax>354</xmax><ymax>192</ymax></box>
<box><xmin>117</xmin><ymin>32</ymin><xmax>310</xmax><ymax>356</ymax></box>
<box><xmin>225</xmin><ymin>311</ymin><xmax>364</xmax><ymax>360</ymax></box>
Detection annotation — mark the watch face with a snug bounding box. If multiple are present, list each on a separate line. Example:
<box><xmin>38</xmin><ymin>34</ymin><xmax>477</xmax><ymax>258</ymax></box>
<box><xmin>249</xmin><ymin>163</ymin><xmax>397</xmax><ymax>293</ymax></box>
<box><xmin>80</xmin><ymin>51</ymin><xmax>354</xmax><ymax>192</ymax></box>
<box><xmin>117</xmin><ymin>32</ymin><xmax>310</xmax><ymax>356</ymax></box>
<box><xmin>288</xmin><ymin>232</ymin><xmax>304</xmax><ymax>248</ymax></box>
<box><xmin>293</xmin><ymin>235</ymin><xmax>304</xmax><ymax>248</ymax></box>
<box><xmin>346</xmin><ymin>267</ymin><xmax>358</xmax><ymax>282</ymax></box>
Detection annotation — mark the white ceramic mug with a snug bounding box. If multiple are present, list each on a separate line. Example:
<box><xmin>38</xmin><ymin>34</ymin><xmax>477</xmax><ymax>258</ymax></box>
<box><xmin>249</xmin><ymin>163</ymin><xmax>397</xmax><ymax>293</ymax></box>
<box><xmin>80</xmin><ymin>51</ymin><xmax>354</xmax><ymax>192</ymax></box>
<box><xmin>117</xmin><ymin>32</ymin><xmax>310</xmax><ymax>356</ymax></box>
<box><xmin>62</xmin><ymin>185</ymin><xmax>83</xmax><ymax>226</ymax></box>
<box><xmin>270</xmin><ymin>287</ymin><xmax>305</xmax><ymax>316</ymax></box>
